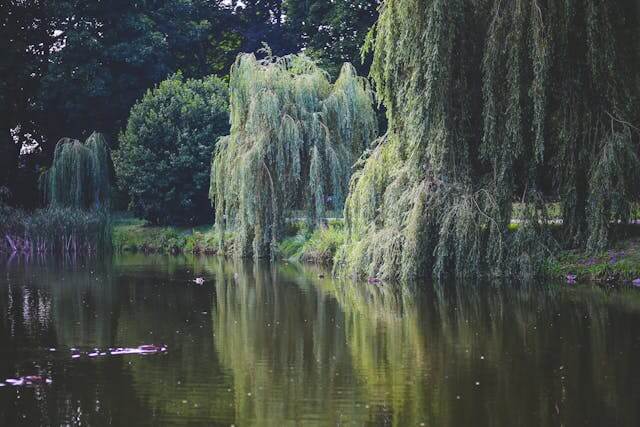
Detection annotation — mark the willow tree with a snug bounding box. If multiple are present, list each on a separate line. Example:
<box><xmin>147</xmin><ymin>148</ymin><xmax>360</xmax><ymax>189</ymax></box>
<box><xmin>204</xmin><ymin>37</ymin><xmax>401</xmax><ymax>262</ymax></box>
<box><xmin>42</xmin><ymin>132</ymin><xmax>111</xmax><ymax>210</ymax></box>
<box><xmin>336</xmin><ymin>0</ymin><xmax>640</xmax><ymax>281</ymax></box>
<box><xmin>211</xmin><ymin>51</ymin><xmax>377</xmax><ymax>258</ymax></box>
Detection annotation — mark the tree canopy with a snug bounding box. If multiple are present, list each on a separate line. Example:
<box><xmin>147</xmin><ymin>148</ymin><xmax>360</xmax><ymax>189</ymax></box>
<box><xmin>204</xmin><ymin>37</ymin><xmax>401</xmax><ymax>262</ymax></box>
<box><xmin>211</xmin><ymin>51</ymin><xmax>377</xmax><ymax>258</ymax></box>
<box><xmin>0</xmin><ymin>0</ymin><xmax>240</xmax><ymax>209</ymax></box>
<box><xmin>114</xmin><ymin>73</ymin><xmax>229</xmax><ymax>225</ymax></box>
<box><xmin>336</xmin><ymin>0</ymin><xmax>640</xmax><ymax>282</ymax></box>
<box><xmin>37</xmin><ymin>0</ymin><xmax>237</xmax><ymax>150</ymax></box>
<box><xmin>0</xmin><ymin>0</ymin><xmax>52</xmax><ymax>207</ymax></box>
<box><xmin>1</xmin><ymin>0</ymin><xmax>381</xmax><ymax>212</ymax></box>
<box><xmin>284</xmin><ymin>0</ymin><xmax>381</xmax><ymax>76</ymax></box>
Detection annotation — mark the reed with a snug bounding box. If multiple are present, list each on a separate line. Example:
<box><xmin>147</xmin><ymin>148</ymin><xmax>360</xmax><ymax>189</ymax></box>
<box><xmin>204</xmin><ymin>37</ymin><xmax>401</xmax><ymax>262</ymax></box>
<box><xmin>0</xmin><ymin>206</ymin><xmax>111</xmax><ymax>255</ymax></box>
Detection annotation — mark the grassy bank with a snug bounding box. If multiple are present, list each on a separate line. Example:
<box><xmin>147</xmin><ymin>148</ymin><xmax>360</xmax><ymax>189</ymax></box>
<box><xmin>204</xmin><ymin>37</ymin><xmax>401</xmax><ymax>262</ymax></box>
<box><xmin>546</xmin><ymin>237</ymin><xmax>640</xmax><ymax>286</ymax></box>
<box><xmin>278</xmin><ymin>220</ymin><xmax>345</xmax><ymax>265</ymax></box>
<box><xmin>280</xmin><ymin>220</ymin><xmax>640</xmax><ymax>286</ymax></box>
<box><xmin>112</xmin><ymin>214</ymin><xmax>346</xmax><ymax>261</ymax></box>
<box><xmin>112</xmin><ymin>214</ymin><xmax>640</xmax><ymax>287</ymax></box>
<box><xmin>111</xmin><ymin>216</ymin><xmax>232</xmax><ymax>255</ymax></box>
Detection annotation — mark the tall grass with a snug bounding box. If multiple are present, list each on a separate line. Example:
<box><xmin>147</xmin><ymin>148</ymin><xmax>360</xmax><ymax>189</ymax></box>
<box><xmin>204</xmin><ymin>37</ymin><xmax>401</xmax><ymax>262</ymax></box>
<box><xmin>0</xmin><ymin>206</ymin><xmax>111</xmax><ymax>255</ymax></box>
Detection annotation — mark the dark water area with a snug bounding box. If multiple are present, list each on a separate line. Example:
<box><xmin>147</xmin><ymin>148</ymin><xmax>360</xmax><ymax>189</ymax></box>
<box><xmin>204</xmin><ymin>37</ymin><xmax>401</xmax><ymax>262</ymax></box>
<box><xmin>0</xmin><ymin>254</ymin><xmax>639</xmax><ymax>426</ymax></box>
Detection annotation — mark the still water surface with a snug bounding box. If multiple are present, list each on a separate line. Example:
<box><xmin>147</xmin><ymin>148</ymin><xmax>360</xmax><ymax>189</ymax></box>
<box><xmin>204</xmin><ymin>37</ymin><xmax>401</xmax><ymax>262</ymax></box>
<box><xmin>0</xmin><ymin>254</ymin><xmax>639</xmax><ymax>426</ymax></box>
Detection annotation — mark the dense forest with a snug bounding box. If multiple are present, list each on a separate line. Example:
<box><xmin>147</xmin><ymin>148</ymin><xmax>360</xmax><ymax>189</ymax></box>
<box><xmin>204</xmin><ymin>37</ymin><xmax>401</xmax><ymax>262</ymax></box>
<box><xmin>1</xmin><ymin>0</ymin><xmax>640</xmax><ymax>283</ymax></box>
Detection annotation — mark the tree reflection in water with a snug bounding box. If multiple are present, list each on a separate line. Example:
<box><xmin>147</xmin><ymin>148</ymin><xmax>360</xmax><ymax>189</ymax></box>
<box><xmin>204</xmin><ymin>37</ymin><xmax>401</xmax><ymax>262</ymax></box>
<box><xmin>1</xmin><ymin>255</ymin><xmax>639</xmax><ymax>426</ymax></box>
<box><xmin>213</xmin><ymin>262</ymin><xmax>640</xmax><ymax>426</ymax></box>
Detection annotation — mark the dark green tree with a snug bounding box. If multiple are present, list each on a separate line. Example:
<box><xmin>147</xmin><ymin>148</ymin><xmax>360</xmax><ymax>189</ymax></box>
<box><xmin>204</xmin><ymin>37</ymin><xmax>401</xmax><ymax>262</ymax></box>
<box><xmin>114</xmin><ymin>73</ymin><xmax>229</xmax><ymax>225</ymax></box>
<box><xmin>284</xmin><ymin>0</ymin><xmax>381</xmax><ymax>76</ymax></box>
<box><xmin>37</xmin><ymin>1</ymin><xmax>239</xmax><ymax>153</ymax></box>
<box><xmin>0</xmin><ymin>0</ymin><xmax>53</xmax><ymax>206</ymax></box>
<box><xmin>228</xmin><ymin>0</ymin><xmax>295</xmax><ymax>55</ymax></box>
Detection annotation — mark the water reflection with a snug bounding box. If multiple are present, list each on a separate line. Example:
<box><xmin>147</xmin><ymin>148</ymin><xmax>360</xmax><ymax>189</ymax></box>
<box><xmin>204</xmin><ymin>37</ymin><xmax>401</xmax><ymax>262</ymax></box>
<box><xmin>212</xmin><ymin>262</ymin><xmax>640</xmax><ymax>426</ymax></box>
<box><xmin>212</xmin><ymin>260</ymin><xmax>366</xmax><ymax>425</ymax></box>
<box><xmin>0</xmin><ymin>255</ymin><xmax>639</xmax><ymax>426</ymax></box>
<box><xmin>312</xmin><ymin>278</ymin><xmax>429</xmax><ymax>426</ymax></box>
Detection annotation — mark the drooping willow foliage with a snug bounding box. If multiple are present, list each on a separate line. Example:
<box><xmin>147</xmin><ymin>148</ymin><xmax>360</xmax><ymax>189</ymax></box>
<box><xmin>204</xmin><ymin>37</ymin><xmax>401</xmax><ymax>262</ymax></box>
<box><xmin>211</xmin><ymin>51</ymin><xmax>377</xmax><ymax>258</ymax></box>
<box><xmin>336</xmin><ymin>0</ymin><xmax>640</xmax><ymax>281</ymax></box>
<box><xmin>42</xmin><ymin>132</ymin><xmax>112</xmax><ymax>210</ymax></box>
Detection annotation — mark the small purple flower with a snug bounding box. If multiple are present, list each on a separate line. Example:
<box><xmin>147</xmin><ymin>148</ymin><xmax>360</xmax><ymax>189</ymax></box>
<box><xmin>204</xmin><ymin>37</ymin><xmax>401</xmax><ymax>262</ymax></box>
<box><xmin>566</xmin><ymin>274</ymin><xmax>577</xmax><ymax>285</ymax></box>
<box><xmin>632</xmin><ymin>278</ymin><xmax>640</xmax><ymax>287</ymax></box>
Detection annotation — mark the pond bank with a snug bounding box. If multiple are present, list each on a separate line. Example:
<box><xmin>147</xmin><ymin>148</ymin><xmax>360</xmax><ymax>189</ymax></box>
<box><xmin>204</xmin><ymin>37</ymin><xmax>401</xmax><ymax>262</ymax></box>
<box><xmin>111</xmin><ymin>216</ymin><xmax>344</xmax><ymax>262</ymax></box>
<box><xmin>546</xmin><ymin>237</ymin><xmax>640</xmax><ymax>286</ymax></box>
<box><xmin>112</xmin><ymin>216</ymin><xmax>640</xmax><ymax>287</ymax></box>
<box><xmin>111</xmin><ymin>217</ymin><xmax>229</xmax><ymax>255</ymax></box>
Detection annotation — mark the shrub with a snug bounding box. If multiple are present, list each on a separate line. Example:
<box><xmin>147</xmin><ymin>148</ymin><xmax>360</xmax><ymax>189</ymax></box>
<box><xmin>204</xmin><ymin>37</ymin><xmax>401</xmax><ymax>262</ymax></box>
<box><xmin>114</xmin><ymin>73</ymin><xmax>229</xmax><ymax>225</ymax></box>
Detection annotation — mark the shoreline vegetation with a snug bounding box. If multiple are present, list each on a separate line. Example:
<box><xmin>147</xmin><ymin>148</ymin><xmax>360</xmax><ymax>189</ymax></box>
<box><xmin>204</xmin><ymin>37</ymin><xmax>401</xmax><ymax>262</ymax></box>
<box><xmin>0</xmin><ymin>207</ymin><xmax>111</xmax><ymax>255</ymax></box>
<box><xmin>0</xmin><ymin>133</ymin><xmax>115</xmax><ymax>257</ymax></box>
<box><xmin>111</xmin><ymin>213</ymin><xmax>640</xmax><ymax>287</ymax></box>
<box><xmin>2</xmin><ymin>207</ymin><xmax>638</xmax><ymax>287</ymax></box>
<box><xmin>111</xmin><ymin>216</ymin><xmax>229</xmax><ymax>255</ymax></box>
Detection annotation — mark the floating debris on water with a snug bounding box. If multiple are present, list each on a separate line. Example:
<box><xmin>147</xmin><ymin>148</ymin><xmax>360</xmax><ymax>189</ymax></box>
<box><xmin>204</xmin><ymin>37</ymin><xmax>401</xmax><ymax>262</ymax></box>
<box><xmin>632</xmin><ymin>278</ymin><xmax>640</xmax><ymax>287</ymax></box>
<box><xmin>2</xmin><ymin>376</ymin><xmax>52</xmax><ymax>387</ymax></box>
<box><xmin>566</xmin><ymin>274</ymin><xmax>577</xmax><ymax>285</ymax></box>
<box><xmin>193</xmin><ymin>277</ymin><xmax>205</xmax><ymax>285</ymax></box>
<box><xmin>71</xmin><ymin>345</ymin><xmax>167</xmax><ymax>359</ymax></box>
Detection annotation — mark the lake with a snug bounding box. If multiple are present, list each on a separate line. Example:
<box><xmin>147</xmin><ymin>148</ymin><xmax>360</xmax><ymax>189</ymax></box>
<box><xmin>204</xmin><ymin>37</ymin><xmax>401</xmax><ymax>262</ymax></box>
<box><xmin>1</xmin><ymin>254</ymin><xmax>639</xmax><ymax>426</ymax></box>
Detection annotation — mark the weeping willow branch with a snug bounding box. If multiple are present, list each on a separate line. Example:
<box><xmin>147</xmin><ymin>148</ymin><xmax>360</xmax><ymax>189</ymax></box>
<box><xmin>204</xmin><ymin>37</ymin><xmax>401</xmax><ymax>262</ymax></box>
<box><xmin>41</xmin><ymin>132</ymin><xmax>112</xmax><ymax>210</ymax></box>
<box><xmin>336</xmin><ymin>0</ymin><xmax>639</xmax><ymax>282</ymax></box>
<box><xmin>211</xmin><ymin>51</ymin><xmax>377</xmax><ymax>259</ymax></box>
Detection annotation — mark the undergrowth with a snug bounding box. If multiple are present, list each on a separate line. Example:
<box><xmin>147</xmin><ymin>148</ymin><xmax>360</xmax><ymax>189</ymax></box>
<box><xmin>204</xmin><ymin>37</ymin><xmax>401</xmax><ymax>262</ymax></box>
<box><xmin>545</xmin><ymin>237</ymin><xmax>640</xmax><ymax>285</ymax></box>
<box><xmin>111</xmin><ymin>215</ymin><xmax>231</xmax><ymax>254</ymax></box>
<box><xmin>278</xmin><ymin>219</ymin><xmax>345</xmax><ymax>265</ymax></box>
